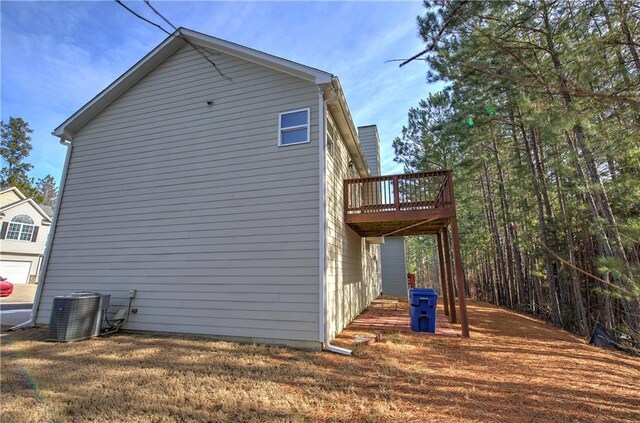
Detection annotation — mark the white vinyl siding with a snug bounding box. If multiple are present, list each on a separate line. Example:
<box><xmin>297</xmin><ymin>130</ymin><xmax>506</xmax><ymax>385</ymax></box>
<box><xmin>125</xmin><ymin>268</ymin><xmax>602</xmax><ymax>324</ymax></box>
<box><xmin>37</xmin><ymin>45</ymin><xmax>320</xmax><ymax>345</ymax></box>
<box><xmin>324</xmin><ymin>109</ymin><xmax>381</xmax><ymax>341</ymax></box>
<box><xmin>0</xmin><ymin>190</ymin><xmax>22</xmax><ymax>208</ymax></box>
<box><xmin>357</xmin><ymin>126</ymin><xmax>381</xmax><ymax>176</ymax></box>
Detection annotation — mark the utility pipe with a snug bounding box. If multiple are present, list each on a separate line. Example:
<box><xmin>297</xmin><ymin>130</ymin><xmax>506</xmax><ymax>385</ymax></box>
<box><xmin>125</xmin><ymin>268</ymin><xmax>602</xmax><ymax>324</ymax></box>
<box><xmin>10</xmin><ymin>138</ymin><xmax>73</xmax><ymax>331</ymax></box>
<box><xmin>318</xmin><ymin>85</ymin><xmax>352</xmax><ymax>356</ymax></box>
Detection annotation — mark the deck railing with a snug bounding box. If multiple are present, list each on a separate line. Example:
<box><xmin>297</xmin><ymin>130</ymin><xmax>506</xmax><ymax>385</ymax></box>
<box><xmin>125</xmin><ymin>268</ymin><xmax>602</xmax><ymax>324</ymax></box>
<box><xmin>344</xmin><ymin>170</ymin><xmax>453</xmax><ymax>215</ymax></box>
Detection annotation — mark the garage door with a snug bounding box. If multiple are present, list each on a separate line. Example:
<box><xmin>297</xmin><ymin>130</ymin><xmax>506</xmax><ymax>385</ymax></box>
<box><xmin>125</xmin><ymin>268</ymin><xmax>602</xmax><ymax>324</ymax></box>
<box><xmin>0</xmin><ymin>261</ymin><xmax>31</xmax><ymax>284</ymax></box>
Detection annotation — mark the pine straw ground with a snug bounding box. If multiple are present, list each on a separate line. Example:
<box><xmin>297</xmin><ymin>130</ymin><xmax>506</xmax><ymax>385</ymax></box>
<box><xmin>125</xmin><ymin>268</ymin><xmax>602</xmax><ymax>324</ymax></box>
<box><xmin>1</xmin><ymin>300</ymin><xmax>639</xmax><ymax>423</ymax></box>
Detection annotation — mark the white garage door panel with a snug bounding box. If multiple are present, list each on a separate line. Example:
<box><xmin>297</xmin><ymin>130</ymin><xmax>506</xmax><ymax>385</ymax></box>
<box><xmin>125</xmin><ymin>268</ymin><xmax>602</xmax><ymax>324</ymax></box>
<box><xmin>0</xmin><ymin>261</ymin><xmax>31</xmax><ymax>284</ymax></box>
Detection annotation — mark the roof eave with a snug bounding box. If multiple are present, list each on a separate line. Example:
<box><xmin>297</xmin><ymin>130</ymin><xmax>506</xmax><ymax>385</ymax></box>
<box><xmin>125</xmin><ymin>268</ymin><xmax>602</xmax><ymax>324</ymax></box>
<box><xmin>181</xmin><ymin>29</ymin><xmax>333</xmax><ymax>84</ymax></box>
<box><xmin>329</xmin><ymin>77</ymin><xmax>370</xmax><ymax>177</ymax></box>
<box><xmin>53</xmin><ymin>29</ymin><xmax>334</xmax><ymax>140</ymax></box>
<box><xmin>0</xmin><ymin>198</ymin><xmax>53</xmax><ymax>223</ymax></box>
<box><xmin>0</xmin><ymin>186</ymin><xmax>27</xmax><ymax>200</ymax></box>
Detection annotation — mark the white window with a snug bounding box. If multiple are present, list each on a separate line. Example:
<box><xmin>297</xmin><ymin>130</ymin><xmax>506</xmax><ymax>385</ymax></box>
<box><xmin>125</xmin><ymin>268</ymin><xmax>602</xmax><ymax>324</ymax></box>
<box><xmin>279</xmin><ymin>108</ymin><xmax>310</xmax><ymax>146</ymax></box>
<box><xmin>6</xmin><ymin>215</ymin><xmax>35</xmax><ymax>241</ymax></box>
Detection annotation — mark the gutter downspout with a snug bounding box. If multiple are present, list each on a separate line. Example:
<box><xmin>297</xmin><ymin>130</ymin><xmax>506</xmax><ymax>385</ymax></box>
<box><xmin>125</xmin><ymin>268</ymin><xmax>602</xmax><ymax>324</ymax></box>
<box><xmin>10</xmin><ymin>138</ymin><xmax>73</xmax><ymax>331</ymax></box>
<box><xmin>319</xmin><ymin>86</ymin><xmax>352</xmax><ymax>356</ymax></box>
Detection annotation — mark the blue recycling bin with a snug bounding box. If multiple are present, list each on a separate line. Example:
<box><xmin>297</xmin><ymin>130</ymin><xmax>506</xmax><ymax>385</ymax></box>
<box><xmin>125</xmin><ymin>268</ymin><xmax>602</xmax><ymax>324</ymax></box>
<box><xmin>409</xmin><ymin>288</ymin><xmax>437</xmax><ymax>333</ymax></box>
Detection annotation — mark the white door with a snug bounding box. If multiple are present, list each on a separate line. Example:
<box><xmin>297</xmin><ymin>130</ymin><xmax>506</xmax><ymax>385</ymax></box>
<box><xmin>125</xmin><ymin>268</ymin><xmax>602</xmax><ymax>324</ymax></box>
<box><xmin>0</xmin><ymin>261</ymin><xmax>32</xmax><ymax>284</ymax></box>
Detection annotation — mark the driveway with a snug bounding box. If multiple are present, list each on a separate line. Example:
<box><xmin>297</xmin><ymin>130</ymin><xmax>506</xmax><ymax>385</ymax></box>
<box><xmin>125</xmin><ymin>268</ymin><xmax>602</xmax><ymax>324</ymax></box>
<box><xmin>0</xmin><ymin>308</ymin><xmax>31</xmax><ymax>329</ymax></box>
<box><xmin>0</xmin><ymin>284</ymin><xmax>36</xmax><ymax>305</ymax></box>
<box><xmin>0</xmin><ymin>284</ymin><xmax>35</xmax><ymax>330</ymax></box>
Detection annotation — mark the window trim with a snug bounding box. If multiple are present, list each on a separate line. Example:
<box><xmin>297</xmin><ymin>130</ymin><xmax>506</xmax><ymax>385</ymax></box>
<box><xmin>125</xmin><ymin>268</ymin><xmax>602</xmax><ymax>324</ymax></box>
<box><xmin>5</xmin><ymin>214</ymin><xmax>36</xmax><ymax>242</ymax></box>
<box><xmin>278</xmin><ymin>108</ymin><xmax>311</xmax><ymax>147</ymax></box>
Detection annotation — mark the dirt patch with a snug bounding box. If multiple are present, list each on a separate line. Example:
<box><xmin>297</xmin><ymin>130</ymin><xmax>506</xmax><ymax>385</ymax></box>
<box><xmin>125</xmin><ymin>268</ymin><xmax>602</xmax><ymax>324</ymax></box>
<box><xmin>1</xmin><ymin>300</ymin><xmax>639</xmax><ymax>422</ymax></box>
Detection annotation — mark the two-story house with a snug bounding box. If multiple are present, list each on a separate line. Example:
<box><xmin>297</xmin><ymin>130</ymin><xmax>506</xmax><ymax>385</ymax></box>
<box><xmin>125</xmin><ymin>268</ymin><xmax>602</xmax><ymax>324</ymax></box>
<box><xmin>31</xmin><ymin>28</ymin><xmax>469</xmax><ymax>350</ymax></box>
<box><xmin>0</xmin><ymin>186</ymin><xmax>53</xmax><ymax>284</ymax></box>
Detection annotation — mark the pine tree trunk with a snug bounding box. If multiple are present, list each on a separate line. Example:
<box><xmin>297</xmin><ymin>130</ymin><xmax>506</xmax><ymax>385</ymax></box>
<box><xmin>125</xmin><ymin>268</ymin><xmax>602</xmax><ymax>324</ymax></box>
<box><xmin>542</xmin><ymin>0</ymin><xmax>640</xmax><ymax>333</ymax></box>
<box><xmin>617</xmin><ymin>1</ymin><xmax>640</xmax><ymax>73</ymax></box>
<box><xmin>552</xmin><ymin>142</ymin><xmax>589</xmax><ymax>335</ymax></box>
<box><xmin>517</xmin><ymin>113</ymin><xmax>562</xmax><ymax>324</ymax></box>
<box><xmin>490</xmin><ymin>123</ymin><xmax>520</xmax><ymax>306</ymax></box>
<box><xmin>482</xmin><ymin>161</ymin><xmax>511</xmax><ymax>307</ymax></box>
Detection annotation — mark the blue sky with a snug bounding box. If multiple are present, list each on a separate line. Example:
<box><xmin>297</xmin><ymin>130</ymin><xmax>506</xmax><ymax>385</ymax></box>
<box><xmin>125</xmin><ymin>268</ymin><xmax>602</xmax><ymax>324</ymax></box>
<box><xmin>1</xmin><ymin>1</ymin><xmax>435</xmax><ymax>183</ymax></box>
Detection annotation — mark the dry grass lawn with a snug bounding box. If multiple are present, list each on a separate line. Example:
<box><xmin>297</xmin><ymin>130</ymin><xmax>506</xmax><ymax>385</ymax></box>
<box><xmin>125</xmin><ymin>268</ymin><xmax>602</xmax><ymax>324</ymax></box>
<box><xmin>1</xmin><ymin>300</ymin><xmax>639</xmax><ymax>422</ymax></box>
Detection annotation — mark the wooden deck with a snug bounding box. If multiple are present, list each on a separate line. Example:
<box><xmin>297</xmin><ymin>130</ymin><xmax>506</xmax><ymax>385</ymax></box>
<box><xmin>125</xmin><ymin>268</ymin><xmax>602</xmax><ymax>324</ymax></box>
<box><xmin>344</xmin><ymin>170</ymin><xmax>455</xmax><ymax>237</ymax></box>
<box><xmin>344</xmin><ymin>169</ymin><xmax>470</xmax><ymax>338</ymax></box>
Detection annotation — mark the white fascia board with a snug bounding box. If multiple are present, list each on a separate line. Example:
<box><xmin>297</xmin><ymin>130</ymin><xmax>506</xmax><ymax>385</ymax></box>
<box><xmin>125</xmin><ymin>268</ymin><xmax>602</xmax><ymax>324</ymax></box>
<box><xmin>181</xmin><ymin>29</ymin><xmax>333</xmax><ymax>84</ymax></box>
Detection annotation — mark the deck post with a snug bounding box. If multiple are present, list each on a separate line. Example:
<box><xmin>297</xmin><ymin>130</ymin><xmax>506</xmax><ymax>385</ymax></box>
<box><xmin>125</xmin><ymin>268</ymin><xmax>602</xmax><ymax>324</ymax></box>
<box><xmin>393</xmin><ymin>175</ymin><xmax>400</xmax><ymax>211</ymax></box>
<box><xmin>450</xmin><ymin>217</ymin><xmax>470</xmax><ymax>338</ymax></box>
<box><xmin>442</xmin><ymin>228</ymin><xmax>457</xmax><ymax>324</ymax></box>
<box><xmin>344</xmin><ymin>180</ymin><xmax>349</xmax><ymax>215</ymax></box>
<box><xmin>436</xmin><ymin>231</ymin><xmax>450</xmax><ymax>317</ymax></box>
<box><xmin>447</xmin><ymin>171</ymin><xmax>470</xmax><ymax>338</ymax></box>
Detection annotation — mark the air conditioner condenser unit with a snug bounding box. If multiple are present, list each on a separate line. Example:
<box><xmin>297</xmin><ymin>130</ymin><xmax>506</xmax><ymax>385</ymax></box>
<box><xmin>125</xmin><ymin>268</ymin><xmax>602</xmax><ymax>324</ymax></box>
<box><xmin>48</xmin><ymin>292</ymin><xmax>111</xmax><ymax>342</ymax></box>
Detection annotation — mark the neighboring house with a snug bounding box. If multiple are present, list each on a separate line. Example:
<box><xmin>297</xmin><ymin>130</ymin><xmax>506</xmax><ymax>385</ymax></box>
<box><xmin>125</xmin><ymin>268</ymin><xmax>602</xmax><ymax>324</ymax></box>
<box><xmin>357</xmin><ymin>125</ymin><xmax>409</xmax><ymax>297</ymax></box>
<box><xmin>0</xmin><ymin>187</ymin><xmax>53</xmax><ymax>284</ymax></box>
<box><xmin>381</xmin><ymin>238</ymin><xmax>408</xmax><ymax>296</ymax></box>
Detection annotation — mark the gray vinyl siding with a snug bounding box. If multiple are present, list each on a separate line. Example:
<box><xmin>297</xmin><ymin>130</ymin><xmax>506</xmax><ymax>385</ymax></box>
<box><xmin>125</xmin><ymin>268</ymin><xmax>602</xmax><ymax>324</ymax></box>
<box><xmin>325</xmin><ymin>113</ymin><xmax>382</xmax><ymax>340</ymax></box>
<box><xmin>37</xmin><ymin>45</ymin><xmax>321</xmax><ymax>343</ymax></box>
<box><xmin>357</xmin><ymin>125</ymin><xmax>380</xmax><ymax>176</ymax></box>
<box><xmin>381</xmin><ymin>237</ymin><xmax>407</xmax><ymax>296</ymax></box>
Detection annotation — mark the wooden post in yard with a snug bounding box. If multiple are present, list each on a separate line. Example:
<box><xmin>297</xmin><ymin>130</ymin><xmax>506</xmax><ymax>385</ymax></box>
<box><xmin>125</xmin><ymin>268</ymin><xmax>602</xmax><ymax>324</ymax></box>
<box><xmin>441</xmin><ymin>228</ymin><xmax>457</xmax><ymax>324</ymax></box>
<box><xmin>436</xmin><ymin>231</ymin><xmax>450</xmax><ymax>317</ymax></box>
<box><xmin>450</xmin><ymin>217</ymin><xmax>470</xmax><ymax>338</ymax></box>
<box><xmin>446</xmin><ymin>170</ymin><xmax>470</xmax><ymax>338</ymax></box>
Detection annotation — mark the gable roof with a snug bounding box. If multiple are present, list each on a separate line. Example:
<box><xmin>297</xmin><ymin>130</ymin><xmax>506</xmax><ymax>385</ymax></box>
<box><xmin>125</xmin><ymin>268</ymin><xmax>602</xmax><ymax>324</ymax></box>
<box><xmin>0</xmin><ymin>186</ymin><xmax>27</xmax><ymax>201</ymax></box>
<box><xmin>0</xmin><ymin>198</ymin><xmax>53</xmax><ymax>224</ymax></box>
<box><xmin>39</xmin><ymin>204</ymin><xmax>54</xmax><ymax>218</ymax></box>
<box><xmin>0</xmin><ymin>187</ymin><xmax>53</xmax><ymax>223</ymax></box>
<box><xmin>52</xmin><ymin>28</ymin><xmax>371</xmax><ymax>177</ymax></box>
<box><xmin>53</xmin><ymin>28</ymin><xmax>334</xmax><ymax>140</ymax></box>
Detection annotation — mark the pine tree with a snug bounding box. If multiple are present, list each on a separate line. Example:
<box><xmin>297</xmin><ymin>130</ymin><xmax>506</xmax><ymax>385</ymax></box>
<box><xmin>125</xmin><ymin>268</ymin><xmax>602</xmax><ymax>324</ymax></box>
<box><xmin>394</xmin><ymin>0</ymin><xmax>640</xmax><ymax>342</ymax></box>
<box><xmin>1</xmin><ymin>117</ymin><xmax>35</xmax><ymax>193</ymax></box>
<box><xmin>36</xmin><ymin>175</ymin><xmax>58</xmax><ymax>206</ymax></box>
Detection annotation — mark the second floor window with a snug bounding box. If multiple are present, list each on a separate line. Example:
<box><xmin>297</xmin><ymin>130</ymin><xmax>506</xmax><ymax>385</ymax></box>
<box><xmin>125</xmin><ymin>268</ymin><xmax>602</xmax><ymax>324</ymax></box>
<box><xmin>6</xmin><ymin>214</ymin><xmax>35</xmax><ymax>241</ymax></box>
<box><xmin>279</xmin><ymin>108</ymin><xmax>310</xmax><ymax>146</ymax></box>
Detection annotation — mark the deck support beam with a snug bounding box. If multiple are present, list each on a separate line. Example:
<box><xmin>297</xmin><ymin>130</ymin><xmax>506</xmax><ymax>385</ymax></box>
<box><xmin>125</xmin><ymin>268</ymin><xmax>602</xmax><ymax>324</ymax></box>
<box><xmin>436</xmin><ymin>231</ymin><xmax>450</xmax><ymax>317</ymax></box>
<box><xmin>442</xmin><ymin>228</ymin><xmax>457</xmax><ymax>324</ymax></box>
<box><xmin>450</xmin><ymin>218</ymin><xmax>470</xmax><ymax>338</ymax></box>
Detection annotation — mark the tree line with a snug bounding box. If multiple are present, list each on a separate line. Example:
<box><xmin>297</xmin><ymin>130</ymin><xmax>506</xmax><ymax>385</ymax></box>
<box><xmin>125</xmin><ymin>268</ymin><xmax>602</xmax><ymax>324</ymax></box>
<box><xmin>394</xmin><ymin>0</ymin><xmax>639</xmax><ymax>342</ymax></box>
<box><xmin>1</xmin><ymin>117</ymin><xmax>58</xmax><ymax>206</ymax></box>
